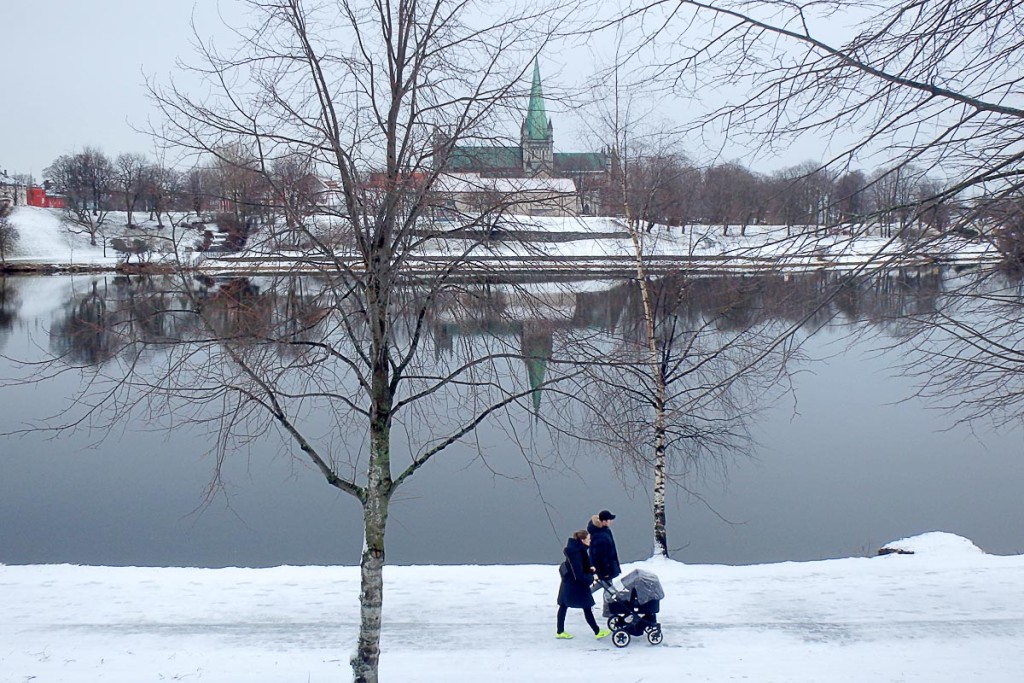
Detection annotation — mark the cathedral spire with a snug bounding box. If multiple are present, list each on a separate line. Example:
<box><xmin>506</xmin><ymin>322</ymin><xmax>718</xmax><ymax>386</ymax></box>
<box><xmin>524</xmin><ymin>59</ymin><xmax>550</xmax><ymax>141</ymax></box>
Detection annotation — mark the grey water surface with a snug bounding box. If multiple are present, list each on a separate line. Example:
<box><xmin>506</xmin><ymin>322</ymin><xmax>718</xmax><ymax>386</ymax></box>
<box><xmin>1</xmin><ymin>273</ymin><xmax>1021</xmax><ymax>567</ymax></box>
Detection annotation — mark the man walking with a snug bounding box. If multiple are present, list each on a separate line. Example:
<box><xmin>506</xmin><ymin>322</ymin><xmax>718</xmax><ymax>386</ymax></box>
<box><xmin>587</xmin><ymin>510</ymin><xmax>621</xmax><ymax>587</ymax></box>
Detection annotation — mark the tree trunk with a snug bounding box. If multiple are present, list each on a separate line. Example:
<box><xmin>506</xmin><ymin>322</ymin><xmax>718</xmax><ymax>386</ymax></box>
<box><xmin>652</xmin><ymin>379</ymin><xmax>668</xmax><ymax>557</ymax></box>
<box><xmin>352</xmin><ymin>480</ymin><xmax>389</xmax><ymax>683</ymax></box>
<box><xmin>352</xmin><ymin>332</ymin><xmax>393</xmax><ymax>683</ymax></box>
<box><xmin>626</xmin><ymin>218</ymin><xmax>671</xmax><ymax>559</ymax></box>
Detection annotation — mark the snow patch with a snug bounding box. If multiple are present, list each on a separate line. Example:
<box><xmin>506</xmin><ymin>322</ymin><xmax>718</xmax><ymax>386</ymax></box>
<box><xmin>880</xmin><ymin>531</ymin><xmax>984</xmax><ymax>556</ymax></box>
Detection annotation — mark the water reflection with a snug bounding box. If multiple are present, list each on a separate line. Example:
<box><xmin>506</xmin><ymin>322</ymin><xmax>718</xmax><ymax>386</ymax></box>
<box><xmin>2</xmin><ymin>267</ymin><xmax>1023</xmax><ymax>567</ymax></box>
<box><xmin>884</xmin><ymin>266</ymin><xmax>1024</xmax><ymax>426</ymax></box>
<box><xmin>39</xmin><ymin>269</ymin><xmax>951</xmax><ymax>379</ymax></box>
<box><xmin>0</xmin><ymin>277</ymin><xmax>18</xmax><ymax>345</ymax></box>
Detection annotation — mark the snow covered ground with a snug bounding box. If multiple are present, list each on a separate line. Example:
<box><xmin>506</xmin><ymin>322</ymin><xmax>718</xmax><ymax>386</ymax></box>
<box><xmin>3</xmin><ymin>205</ymin><xmax>111</xmax><ymax>265</ymax></box>
<box><xmin>2</xmin><ymin>533</ymin><xmax>1022</xmax><ymax>682</ymax></box>
<box><xmin>3</xmin><ymin>206</ymin><xmax>202</xmax><ymax>267</ymax></box>
<box><xmin>3</xmin><ymin>206</ymin><xmax>1002</xmax><ymax>271</ymax></box>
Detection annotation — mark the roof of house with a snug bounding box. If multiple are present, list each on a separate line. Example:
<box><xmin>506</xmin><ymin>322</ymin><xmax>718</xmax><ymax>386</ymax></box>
<box><xmin>446</xmin><ymin>145</ymin><xmax>523</xmax><ymax>172</ymax></box>
<box><xmin>554</xmin><ymin>152</ymin><xmax>609</xmax><ymax>173</ymax></box>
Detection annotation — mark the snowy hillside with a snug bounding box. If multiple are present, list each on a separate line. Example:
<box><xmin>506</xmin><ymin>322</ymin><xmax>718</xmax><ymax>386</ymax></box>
<box><xmin>3</xmin><ymin>206</ymin><xmax>203</xmax><ymax>267</ymax></box>
<box><xmin>4</xmin><ymin>205</ymin><xmax>110</xmax><ymax>264</ymax></box>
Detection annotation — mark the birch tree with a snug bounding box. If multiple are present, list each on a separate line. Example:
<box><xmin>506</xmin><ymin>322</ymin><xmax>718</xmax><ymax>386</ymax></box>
<box><xmin>578</xmin><ymin>73</ymin><xmax>793</xmax><ymax>557</ymax></box>
<box><xmin>34</xmin><ymin>2</ymin><xmax>577</xmax><ymax>681</ymax></box>
<box><xmin>589</xmin><ymin>0</ymin><xmax>1024</xmax><ymax>439</ymax></box>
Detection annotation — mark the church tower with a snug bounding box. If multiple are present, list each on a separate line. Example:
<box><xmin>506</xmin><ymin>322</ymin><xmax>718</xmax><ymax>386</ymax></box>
<box><xmin>521</xmin><ymin>60</ymin><xmax>553</xmax><ymax>175</ymax></box>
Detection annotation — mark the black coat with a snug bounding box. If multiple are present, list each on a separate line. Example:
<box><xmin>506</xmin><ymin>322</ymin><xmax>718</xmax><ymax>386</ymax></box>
<box><xmin>557</xmin><ymin>537</ymin><xmax>595</xmax><ymax>609</ymax></box>
<box><xmin>587</xmin><ymin>520</ymin><xmax>621</xmax><ymax>580</ymax></box>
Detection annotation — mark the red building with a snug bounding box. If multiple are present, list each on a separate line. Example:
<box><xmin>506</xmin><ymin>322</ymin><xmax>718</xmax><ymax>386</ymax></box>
<box><xmin>26</xmin><ymin>187</ymin><xmax>67</xmax><ymax>209</ymax></box>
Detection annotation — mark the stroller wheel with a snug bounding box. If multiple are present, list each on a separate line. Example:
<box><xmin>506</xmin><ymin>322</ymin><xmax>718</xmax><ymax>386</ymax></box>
<box><xmin>646</xmin><ymin>628</ymin><xmax>664</xmax><ymax>645</ymax></box>
<box><xmin>611</xmin><ymin>629</ymin><xmax>631</xmax><ymax>648</ymax></box>
<box><xmin>607</xmin><ymin>616</ymin><xmax>625</xmax><ymax>630</ymax></box>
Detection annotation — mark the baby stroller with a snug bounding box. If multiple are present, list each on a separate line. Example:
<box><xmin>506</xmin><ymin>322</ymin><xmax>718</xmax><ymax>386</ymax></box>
<box><xmin>601</xmin><ymin>568</ymin><xmax>664</xmax><ymax>647</ymax></box>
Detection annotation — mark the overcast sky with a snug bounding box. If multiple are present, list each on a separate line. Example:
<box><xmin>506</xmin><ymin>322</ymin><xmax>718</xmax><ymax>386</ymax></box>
<box><xmin>2</xmin><ymin>1</ymin><xmax>241</xmax><ymax>176</ymax></box>
<box><xmin>2</xmin><ymin>1</ymin><xmax>612</xmax><ymax>177</ymax></box>
<box><xmin>0</xmin><ymin>1</ymin><xmax>700</xmax><ymax>178</ymax></box>
<box><xmin>1</xmin><ymin>1</ymin><xmax>842</xmax><ymax>179</ymax></box>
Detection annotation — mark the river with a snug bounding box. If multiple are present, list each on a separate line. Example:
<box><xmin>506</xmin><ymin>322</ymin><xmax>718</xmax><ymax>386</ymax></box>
<box><xmin>1</xmin><ymin>269</ymin><xmax>1022</xmax><ymax>567</ymax></box>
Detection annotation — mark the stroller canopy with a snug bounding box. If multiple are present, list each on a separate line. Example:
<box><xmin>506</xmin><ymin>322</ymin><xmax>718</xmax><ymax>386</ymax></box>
<box><xmin>621</xmin><ymin>568</ymin><xmax>665</xmax><ymax>604</ymax></box>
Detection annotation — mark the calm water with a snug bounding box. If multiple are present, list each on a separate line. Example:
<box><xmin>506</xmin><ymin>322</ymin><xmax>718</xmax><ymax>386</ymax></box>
<box><xmin>1</xmin><ymin>272</ymin><xmax>1022</xmax><ymax>567</ymax></box>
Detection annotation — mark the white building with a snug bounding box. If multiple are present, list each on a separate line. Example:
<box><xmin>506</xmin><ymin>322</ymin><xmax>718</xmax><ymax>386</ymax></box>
<box><xmin>432</xmin><ymin>172</ymin><xmax>579</xmax><ymax>217</ymax></box>
<box><xmin>0</xmin><ymin>169</ymin><xmax>27</xmax><ymax>209</ymax></box>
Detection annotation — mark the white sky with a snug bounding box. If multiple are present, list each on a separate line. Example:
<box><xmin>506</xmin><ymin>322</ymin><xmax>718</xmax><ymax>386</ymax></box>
<box><xmin>1</xmin><ymin>1</ymin><xmax>238</xmax><ymax>177</ymax></box>
<box><xmin>0</xmin><ymin>1</ymin><xmax>846</xmax><ymax>179</ymax></box>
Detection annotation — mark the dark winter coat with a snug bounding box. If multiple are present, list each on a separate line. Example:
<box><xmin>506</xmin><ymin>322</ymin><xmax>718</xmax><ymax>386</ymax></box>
<box><xmin>587</xmin><ymin>519</ymin><xmax>621</xmax><ymax>581</ymax></box>
<box><xmin>557</xmin><ymin>537</ymin><xmax>595</xmax><ymax>609</ymax></box>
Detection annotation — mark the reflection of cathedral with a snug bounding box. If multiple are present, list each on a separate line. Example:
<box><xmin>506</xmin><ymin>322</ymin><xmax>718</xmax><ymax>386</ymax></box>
<box><xmin>434</xmin><ymin>61</ymin><xmax>615</xmax><ymax>216</ymax></box>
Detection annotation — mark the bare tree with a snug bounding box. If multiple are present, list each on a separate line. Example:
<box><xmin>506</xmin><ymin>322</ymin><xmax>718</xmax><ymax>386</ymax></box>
<box><xmin>765</xmin><ymin>161</ymin><xmax>834</xmax><ymax>232</ymax></box>
<box><xmin>44</xmin><ymin>147</ymin><xmax>114</xmax><ymax>245</ymax></box>
<box><xmin>833</xmin><ymin>170</ymin><xmax>869</xmax><ymax>224</ymax></box>
<box><xmin>0</xmin><ymin>215</ymin><xmax>18</xmax><ymax>267</ymax></box>
<box><xmin>626</xmin><ymin>152</ymin><xmax>700</xmax><ymax>231</ymax></box>
<box><xmin>581</xmin><ymin>72</ymin><xmax>794</xmax><ymax>557</ymax></box>
<box><xmin>588</xmin><ymin>0</ymin><xmax>1024</xmax><ymax>442</ymax></box>
<box><xmin>115</xmin><ymin>152</ymin><xmax>150</xmax><ymax>227</ymax></box>
<box><xmin>266</xmin><ymin>152</ymin><xmax>322</xmax><ymax>246</ymax></box>
<box><xmin>31</xmin><ymin>2</ymin><xmax>579</xmax><ymax>682</ymax></box>
<box><xmin>142</xmin><ymin>162</ymin><xmax>183</xmax><ymax>228</ymax></box>
<box><xmin>185</xmin><ymin>167</ymin><xmax>213</xmax><ymax>218</ymax></box>
<box><xmin>869</xmin><ymin>165</ymin><xmax>925</xmax><ymax>237</ymax></box>
<box><xmin>611</xmin><ymin>0</ymin><xmax>1024</xmax><ymax>247</ymax></box>
<box><xmin>701</xmin><ymin>162</ymin><xmax>762</xmax><ymax>234</ymax></box>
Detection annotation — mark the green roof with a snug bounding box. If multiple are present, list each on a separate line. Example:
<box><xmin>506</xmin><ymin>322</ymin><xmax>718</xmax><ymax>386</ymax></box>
<box><xmin>447</xmin><ymin>145</ymin><xmax>523</xmax><ymax>172</ymax></box>
<box><xmin>554</xmin><ymin>152</ymin><xmax>608</xmax><ymax>173</ymax></box>
<box><xmin>524</xmin><ymin>60</ymin><xmax>550</xmax><ymax>141</ymax></box>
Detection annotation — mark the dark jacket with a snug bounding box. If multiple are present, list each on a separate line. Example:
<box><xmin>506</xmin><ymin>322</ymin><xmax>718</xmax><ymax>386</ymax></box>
<box><xmin>587</xmin><ymin>518</ymin><xmax>621</xmax><ymax>580</ymax></box>
<box><xmin>557</xmin><ymin>537</ymin><xmax>595</xmax><ymax>609</ymax></box>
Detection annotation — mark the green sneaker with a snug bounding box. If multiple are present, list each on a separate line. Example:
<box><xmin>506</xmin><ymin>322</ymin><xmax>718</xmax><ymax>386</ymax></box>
<box><xmin>556</xmin><ymin>632</ymin><xmax>574</xmax><ymax>639</ymax></box>
<box><xmin>595</xmin><ymin>629</ymin><xmax>612</xmax><ymax>639</ymax></box>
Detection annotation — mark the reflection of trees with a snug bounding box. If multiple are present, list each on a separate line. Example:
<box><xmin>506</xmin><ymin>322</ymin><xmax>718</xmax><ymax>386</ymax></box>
<box><xmin>570</xmin><ymin>269</ymin><xmax>945</xmax><ymax>338</ymax></box>
<box><xmin>47</xmin><ymin>276</ymin><xmax>338</xmax><ymax>369</ymax></box>
<box><xmin>50</xmin><ymin>268</ymin><xmax>951</xmax><ymax>374</ymax></box>
<box><xmin>50</xmin><ymin>277</ymin><xmax>195</xmax><ymax>366</ymax></box>
<box><xmin>887</xmin><ymin>268</ymin><xmax>1024</xmax><ymax>426</ymax></box>
<box><xmin>42</xmin><ymin>266</ymin><xmax>965</xmax><ymax>565</ymax></box>
<box><xmin>0</xmin><ymin>278</ymin><xmax>19</xmax><ymax>348</ymax></box>
<box><xmin>50</xmin><ymin>281</ymin><xmax>115</xmax><ymax>366</ymax></box>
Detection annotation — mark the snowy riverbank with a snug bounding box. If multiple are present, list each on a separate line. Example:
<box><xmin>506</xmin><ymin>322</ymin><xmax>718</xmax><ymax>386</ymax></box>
<box><xmin>2</xmin><ymin>205</ymin><xmax>1003</xmax><ymax>274</ymax></box>
<box><xmin>2</xmin><ymin>532</ymin><xmax>1022</xmax><ymax>682</ymax></box>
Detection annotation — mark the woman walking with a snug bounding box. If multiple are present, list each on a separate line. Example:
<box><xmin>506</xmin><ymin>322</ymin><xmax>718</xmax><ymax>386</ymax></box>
<box><xmin>556</xmin><ymin>529</ymin><xmax>612</xmax><ymax>639</ymax></box>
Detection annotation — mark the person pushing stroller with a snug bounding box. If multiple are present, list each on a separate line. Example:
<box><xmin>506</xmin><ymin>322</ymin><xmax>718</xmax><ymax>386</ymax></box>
<box><xmin>588</xmin><ymin>510</ymin><xmax>620</xmax><ymax>590</ymax></box>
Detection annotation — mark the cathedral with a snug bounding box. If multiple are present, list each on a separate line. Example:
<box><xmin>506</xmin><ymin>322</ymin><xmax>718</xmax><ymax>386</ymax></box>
<box><xmin>434</xmin><ymin>61</ymin><xmax>614</xmax><ymax>216</ymax></box>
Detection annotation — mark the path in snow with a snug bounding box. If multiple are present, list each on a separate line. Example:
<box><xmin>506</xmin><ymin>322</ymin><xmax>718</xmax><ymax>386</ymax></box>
<box><xmin>3</xmin><ymin>535</ymin><xmax>1023</xmax><ymax>682</ymax></box>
